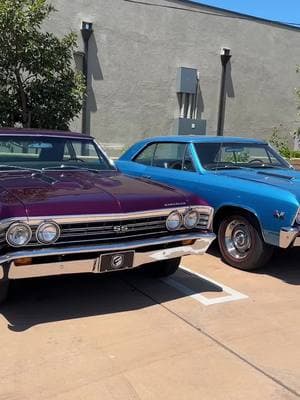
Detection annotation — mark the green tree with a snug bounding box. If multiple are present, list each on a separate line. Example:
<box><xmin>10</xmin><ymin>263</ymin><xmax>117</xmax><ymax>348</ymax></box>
<box><xmin>0</xmin><ymin>0</ymin><xmax>85</xmax><ymax>130</ymax></box>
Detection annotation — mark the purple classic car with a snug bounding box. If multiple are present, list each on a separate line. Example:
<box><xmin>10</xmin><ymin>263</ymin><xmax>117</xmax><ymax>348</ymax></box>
<box><xmin>0</xmin><ymin>129</ymin><xmax>215</xmax><ymax>302</ymax></box>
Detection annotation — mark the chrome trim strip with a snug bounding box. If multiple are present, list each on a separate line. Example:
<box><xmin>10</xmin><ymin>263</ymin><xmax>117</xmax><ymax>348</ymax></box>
<box><xmin>293</xmin><ymin>237</ymin><xmax>300</xmax><ymax>246</ymax></box>
<box><xmin>0</xmin><ymin>206</ymin><xmax>214</xmax><ymax>228</ymax></box>
<box><xmin>9</xmin><ymin>259</ymin><xmax>97</xmax><ymax>279</ymax></box>
<box><xmin>0</xmin><ymin>232</ymin><xmax>215</xmax><ymax>265</ymax></box>
<box><xmin>59</xmin><ymin>229</ymin><xmax>169</xmax><ymax>242</ymax></box>
<box><xmin>7</xmin><ymin>233</ymin><xmax>216</xmax><ymax>280</ymax></box>
<box><xmin>205</xmin><ymin>208</ymin><xmax>214</xmax><ymax>230</ymax></box>
<box><xmin>291</xmin><ymin>206</ymin><xmax>300</xmax><ymax>226</ymax></box>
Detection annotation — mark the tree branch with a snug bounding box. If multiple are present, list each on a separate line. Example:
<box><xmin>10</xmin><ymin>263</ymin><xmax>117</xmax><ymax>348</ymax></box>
<box><xmin>23</xmin><ymin>74</ymin><xmax>36</xmax><ymax>84</ymax></box>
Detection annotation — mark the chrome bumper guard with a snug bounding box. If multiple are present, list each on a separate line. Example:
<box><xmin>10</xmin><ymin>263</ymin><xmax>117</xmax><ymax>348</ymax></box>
<box><xmin>279</xmin><ymin>227</ymin><xmax>300</xmax><ymax>248</ymax></box>
<box><xmin>0</xmin><ymin>232</ymin><xmax>216</xmax><ymax>280</ymax></box>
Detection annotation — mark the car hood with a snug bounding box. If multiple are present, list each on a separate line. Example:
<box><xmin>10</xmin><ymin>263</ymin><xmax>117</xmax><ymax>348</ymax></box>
<box><xmin>0</xmin><ymin>170</ymin><xmax>193</xmax><ymax>218</ymax></box>
<box><xmin>216</xmin><ymin>168</ymin><xmax>300</xmax><ymax>198</ymax></box>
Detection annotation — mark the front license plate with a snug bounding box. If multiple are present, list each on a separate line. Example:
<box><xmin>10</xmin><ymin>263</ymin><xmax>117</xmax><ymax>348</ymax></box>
<box><xmin>100</xmin><ymin>251</ymin><xmax>135</xmax><ymax>272</ymax></box>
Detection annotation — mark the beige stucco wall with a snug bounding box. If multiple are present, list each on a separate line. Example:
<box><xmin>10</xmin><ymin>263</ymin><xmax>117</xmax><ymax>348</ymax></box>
<box><xmin>45</xmin><ymin>0</ymin><xmax>300</xmax><ymax>154</ymax></box>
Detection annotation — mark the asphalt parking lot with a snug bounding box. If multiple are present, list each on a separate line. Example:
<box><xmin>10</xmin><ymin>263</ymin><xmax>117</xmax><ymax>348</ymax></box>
<box><xmin>0</xmin><ymin>247</ymin><xmax>299</xmax><ymax>400</ymax></box>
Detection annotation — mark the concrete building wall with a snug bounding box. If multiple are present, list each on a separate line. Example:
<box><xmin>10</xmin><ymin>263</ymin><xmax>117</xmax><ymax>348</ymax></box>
<box><xmin>45</xmin><ymin>0</ymin><xmax>300</xmax><ymax>152</ymax></box>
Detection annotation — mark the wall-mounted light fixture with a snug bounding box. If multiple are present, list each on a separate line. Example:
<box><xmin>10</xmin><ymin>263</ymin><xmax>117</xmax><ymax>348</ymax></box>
<box><xmin>80</xmin><ymin>21</ymin><xmax>93</xmax><ymax>135</ymax></box>
<box><xmin>217</xmin><ymin>47</ymin><xmax>232</xmax><ymax>136</ymax></box>
<box><xmin>81</xmin><ymin>21</ymin><xmax>93</xmax><ymax>42</ymax></box>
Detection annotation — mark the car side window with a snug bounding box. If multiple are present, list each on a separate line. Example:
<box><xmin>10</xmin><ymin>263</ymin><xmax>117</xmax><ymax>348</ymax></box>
<box><xmin>153</xmin><ymin>143</ymin><xmax>187</xmax><ymax>170</ymax></box>
<box><xmin>134</xmin><ymin>143</ymin><xmax>157</xmax><ymax>165</ymax></box>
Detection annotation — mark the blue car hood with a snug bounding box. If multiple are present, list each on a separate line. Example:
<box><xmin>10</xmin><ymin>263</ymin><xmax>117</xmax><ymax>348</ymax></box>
<box><xmin>217</xmin><ymin>168</ymin><xmax>300</xmax><ymax>198</ymax></box>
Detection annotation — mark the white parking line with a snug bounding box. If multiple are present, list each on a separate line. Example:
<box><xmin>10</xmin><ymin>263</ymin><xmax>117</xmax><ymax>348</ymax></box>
<box><xmin>162</xmin><ymin>266</ymin><xmax>248</xmax><ymax>306</ymax></box>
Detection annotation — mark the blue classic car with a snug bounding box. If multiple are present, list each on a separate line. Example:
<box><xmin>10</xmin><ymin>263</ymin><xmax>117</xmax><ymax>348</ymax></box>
<box><xmin>117</xmin><ymin>136</ymin><xmax>300</xmax><ymax>270</ymax></box>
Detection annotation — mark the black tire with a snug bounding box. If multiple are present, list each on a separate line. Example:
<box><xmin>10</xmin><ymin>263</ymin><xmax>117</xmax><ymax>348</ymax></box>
<box><xmin>0</xmin><ymin>280</ymin><xmax>9</xmax><ymax>304</ymax></box>
<box><xmin>146</xmin><ymin>257</ymin><xmax>181</xmax><ymax>277</ymax></box>
<box><xmin>218</xmin><ymin>214</ymin><xmax>274</xmax><ymax>270</ymax></box>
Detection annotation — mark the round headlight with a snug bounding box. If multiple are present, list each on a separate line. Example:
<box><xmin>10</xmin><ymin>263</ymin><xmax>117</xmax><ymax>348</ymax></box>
<box><xmin>6</xmin><ymin>223</ymin><xmax>32</xmax><ymax>247</ymax></box>
<box><xmin>183</xmin><ymin>210</ymin><xmax>199</xmax><ymax>229</ymax></box>
<box><xmin>36</xmin><ymin>222</ymin><xmax>60</xmax><ymax>244</ymax></box>
<box><xmin>296</xmin><ymin>212</ymin><xmax>300</xmax><ymax>225</ymax></box>
<box><xmin>166</xmin><ymin>211</ymin><xmax>182</xmax><ymax>231</ymax></box>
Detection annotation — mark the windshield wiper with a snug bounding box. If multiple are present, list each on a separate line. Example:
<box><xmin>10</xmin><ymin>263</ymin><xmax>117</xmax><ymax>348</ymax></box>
<box><xmin>42</xmin><ymin>165</ymin><xmax>102</xmax><ymax>173</ymax></box>
<box><xmin>208</xmin><ymin>165</ymin><xmax>244</xmax><ymax>171</ymax></box>
<box><xmin>247</xmin><ymin>164</ymin><xmax>283</xmax><ymax>169</ymax></box>
<box><xmin>0</xmin><ymin>164</ymin><xmax>42</xmax><ymax>173</ymax></box>
<box><xmin>209</xmin><ymin>164</ymin><xmax>286</xmax><ymax>171</ymax></box>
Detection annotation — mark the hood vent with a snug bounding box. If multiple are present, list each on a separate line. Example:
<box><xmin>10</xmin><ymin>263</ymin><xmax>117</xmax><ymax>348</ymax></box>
<box><xmin>257</xmin><ymin>171</ymin><xmax>294</xmax><ymax>180</ymax></box>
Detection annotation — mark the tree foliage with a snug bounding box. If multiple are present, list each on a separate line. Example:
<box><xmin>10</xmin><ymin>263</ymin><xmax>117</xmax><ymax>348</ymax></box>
<box><xmin>0</xmin><ymin>0</ymin><xmax>85</xmax><ymax>130</ymax></box>
<box><xmin>270</xmin><ymin>67</ymin><xmax>300</xmax><ymax>158</ymax></box>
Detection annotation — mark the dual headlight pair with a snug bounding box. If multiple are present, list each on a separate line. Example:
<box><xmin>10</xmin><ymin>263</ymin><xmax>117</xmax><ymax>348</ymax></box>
<box><xmin>166</xmin><ymin>209</ymin><xmax>200</xmax><ymax>231</ymax></box>
<box><xmin>6</xmin><ymin>221</ymin><xmax>60</xmax><ymax>247</ymax></box>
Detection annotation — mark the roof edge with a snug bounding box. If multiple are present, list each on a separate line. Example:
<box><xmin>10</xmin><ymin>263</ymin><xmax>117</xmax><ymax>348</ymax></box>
<box><xmin>169</xmin><ymin>0</ymin><xmax>300</xmax><ymax>31</ymax></box>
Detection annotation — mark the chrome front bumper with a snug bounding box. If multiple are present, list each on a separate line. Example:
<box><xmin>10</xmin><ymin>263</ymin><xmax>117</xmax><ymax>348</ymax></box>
<box><xmin>279</xmin><ymin>227</ymin><xmax>300</xmax><ymax>248</ymax></box>
<box><xmin>0</xmin><ymin>232</ymin><xmax>215</xmax><ymax>280</ymax></box>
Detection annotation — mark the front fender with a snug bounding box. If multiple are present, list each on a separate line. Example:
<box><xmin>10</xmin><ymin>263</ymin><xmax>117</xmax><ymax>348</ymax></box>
<box><xmin>215</xmin><ymin>195</ymin><xmax>299</xmax><ymax>247</ymax></box>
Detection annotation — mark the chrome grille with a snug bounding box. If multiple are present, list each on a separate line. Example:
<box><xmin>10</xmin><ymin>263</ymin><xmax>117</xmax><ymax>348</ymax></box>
<box><xmin>57</xmin><ymin>216</ymin><xmax>168</xmax><ymax>244</ymax></box>
<box><xmin>197</xmin><ymin>213</ymin><xmax>210</xmax><ymax>229</ymax></box>
<box><xmin>0</xmin><ymin>210</ymin><xmax>212</xmax><ymax>249</ymax></box>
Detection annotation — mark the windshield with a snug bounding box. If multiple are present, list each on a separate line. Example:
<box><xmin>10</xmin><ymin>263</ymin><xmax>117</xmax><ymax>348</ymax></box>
<box><xmin>194</xmin><ymin>142</ymin><xmax>290</xmax><ymax>170</ymax></box>
<box><xmin>0</xmin><ymin>136</ymin><xmax>115</xmax><ymax>171</ymax></box>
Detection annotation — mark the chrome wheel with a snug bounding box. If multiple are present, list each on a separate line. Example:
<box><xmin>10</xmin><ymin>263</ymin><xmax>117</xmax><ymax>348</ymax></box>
<box><xmin>224</xmin><ymin>219</ymin><xmax>252</xmax><ymax>259</ymax></box>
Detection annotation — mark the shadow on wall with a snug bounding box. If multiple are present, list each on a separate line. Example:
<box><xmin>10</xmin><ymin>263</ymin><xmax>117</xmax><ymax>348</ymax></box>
<box><xmin>218</xmin><ymin>60</ymin><xmax>235</xmax><ymax>134</ymax></box>
<box><xmin>175</xmin><ymin>62</ymin><xmax>234</xmax><ymax>127</ymax></box>
<box><xmin>225</xmin><ymin>61</ymin><xmax>235</xmax><ymax>99</ymax></box>
<box><xmin>74</xmin><ymin>35</ymin><xmax>104</xmax><ymax>135</ymax></box>
<box><xmin>86</xmin><ymin>35</ymin><xmax>104</xmax><ymax>135</ymax></box>
<box><xmin>196</xmin><ymin>78</ymin><xmax>205</xmax><ymax>119</ymax></box>
<box><xmin>176</xmin><ymin>77</ymin><xmax>205</xmax><ymax>119</ymax></box>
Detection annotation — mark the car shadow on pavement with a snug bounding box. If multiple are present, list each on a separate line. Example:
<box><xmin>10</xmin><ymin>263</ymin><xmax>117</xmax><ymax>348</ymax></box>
<box><xmin>0</xmin><ymin>267</ymin><xmax>222</xmax><ymax>332</ymax></box>
<box><xmin>258</xmin><ymin>248</ymin><xmax>300</xmax><ymax>285</ymax></box>
<box><xmin>208</xmin><ymin>244</ymin><xmax>300</xmax><ymax>285</ymax></box>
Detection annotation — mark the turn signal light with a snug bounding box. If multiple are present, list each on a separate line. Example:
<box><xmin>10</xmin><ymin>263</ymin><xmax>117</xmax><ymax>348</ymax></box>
<box><xmin>182</xmin><ymin>239</ymin><xmax>196</xmax><ymax>246</ymax></box>
<box><xmin>14</xmin><ymin>257</ymin><xmax>33</xmax><ymax>266</ymax></box>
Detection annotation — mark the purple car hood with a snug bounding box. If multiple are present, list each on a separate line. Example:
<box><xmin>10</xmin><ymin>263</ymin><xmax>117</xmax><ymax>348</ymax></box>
<box><xmin>0</xmin><ymin>170</ymin><xmax>193</xmax><ymax>218</ymax></box>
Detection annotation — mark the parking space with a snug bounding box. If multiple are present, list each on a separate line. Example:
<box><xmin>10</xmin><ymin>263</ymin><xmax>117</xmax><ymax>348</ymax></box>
<box><xmin>0</xmin><ymin>248</ymin><xmax>299</xmax><ymax>399</ymax></box>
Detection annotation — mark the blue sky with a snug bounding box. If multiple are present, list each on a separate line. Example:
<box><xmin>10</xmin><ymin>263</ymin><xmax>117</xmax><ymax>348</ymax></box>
<box><xmin>191</xmin><ymin>0</ymin><xmax>300</xmax><ymax>26</ymax></box>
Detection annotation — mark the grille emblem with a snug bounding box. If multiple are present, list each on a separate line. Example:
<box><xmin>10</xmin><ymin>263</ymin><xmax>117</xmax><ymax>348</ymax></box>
<box><xmin>111</xmin><ymin>254</ymin><xmax>124</xmax><ymax>268</ymax></box>
<box><xmin>113</xmin><ymin>225</ymin><xmax>129</xmax><ymax>233</ymax></box>
<box><xmin>274</xmin><ymin>210</ymin><xmax>285</xmax><ymax>220</ymax></box>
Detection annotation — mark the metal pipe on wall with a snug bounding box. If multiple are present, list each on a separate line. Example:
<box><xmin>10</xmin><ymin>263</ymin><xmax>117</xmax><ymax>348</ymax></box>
<box><xmin>187</xmin><ymin>94</ymin><xmax>192</xmax><ymax>119</ymax></box>
<box><xmin>81</xmin><ymin>21</ymin><xmax>93</xmax><ymax>135</ymax></box>
<box><xmin>182</xmin><ymin>93</ymin><xmax>187</xmax><ymax>118</ymax></box>
<box><xmin>193</xmin><ymin>72</ymin><xmax>200</xmax><ymax>120</ymax></box>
